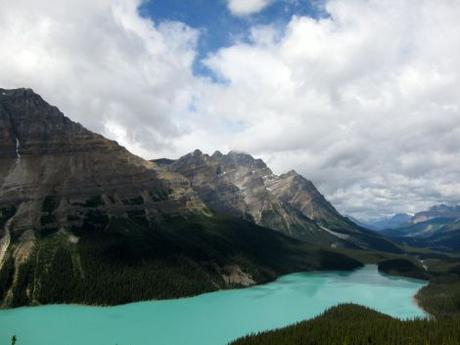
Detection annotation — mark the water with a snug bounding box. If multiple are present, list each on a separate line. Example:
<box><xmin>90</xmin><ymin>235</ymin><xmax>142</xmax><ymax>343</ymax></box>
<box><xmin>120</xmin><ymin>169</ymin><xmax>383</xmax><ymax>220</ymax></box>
<box><xmin>0</xmin><ymin>265</ymin><xmax>426</xmax><ymax>345</ymax></box>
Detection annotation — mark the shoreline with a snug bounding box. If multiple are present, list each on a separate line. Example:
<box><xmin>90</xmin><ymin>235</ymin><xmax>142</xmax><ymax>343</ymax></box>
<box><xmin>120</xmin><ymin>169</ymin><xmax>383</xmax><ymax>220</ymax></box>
<box><xmin>0</xmin><ymin>265</ymin><xmax>421</xmax><ymax>313</ymax></box>
<box><xmin>0</xmin><ymin>264</ymin><xmax>365</xmax><ymax>310</ymax></box>
<box><xmin>413</xmin><ymin>288</ymin><xmax>435</xmax><ymax>319</ymax></box>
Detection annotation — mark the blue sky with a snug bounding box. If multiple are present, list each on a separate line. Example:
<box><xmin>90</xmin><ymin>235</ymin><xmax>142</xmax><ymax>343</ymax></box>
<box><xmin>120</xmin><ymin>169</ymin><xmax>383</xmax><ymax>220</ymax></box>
<box><xmin>139</xmin><ymin>0</ymin><xmax>326</xmax><ymax>76</ymax></box>
<box><xmin>3</xmin><ymin>0</ymin><xmax>460</xmax><ymax>219</ymax></box>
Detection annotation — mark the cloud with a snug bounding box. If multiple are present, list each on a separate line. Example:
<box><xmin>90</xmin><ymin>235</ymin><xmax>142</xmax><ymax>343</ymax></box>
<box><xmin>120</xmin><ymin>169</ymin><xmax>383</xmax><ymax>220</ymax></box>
<box><xmin>194</xmin><ymin>0</ymin><xmax>460</xmax><ymax>219</ymax></box>
<box><xmin>226</xmin><ymin>0</ymin><xmax>272</xmax><ymax>16</ymax></box>
<box><xmin>1</xmin><ymin>0</ymin><xmax>460</xmax><ymax>220</ymax></box>
<box><xmin>0</xmin><ymin>0</ymin><xmax>199</xmax><ymax>158</ymax></box>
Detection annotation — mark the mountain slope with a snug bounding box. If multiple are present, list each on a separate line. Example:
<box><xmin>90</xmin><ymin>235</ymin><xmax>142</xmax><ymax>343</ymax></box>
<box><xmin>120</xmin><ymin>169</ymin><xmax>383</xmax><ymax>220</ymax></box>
<box><xmin>230</xmin><ymin>304</ymin><xmax>460</xmax><ymax>345</ymax></box>
<box><xmin>412</xmin><ymin>204</ymin><xmax>460</xmax><ymax>224</ymax></box>
<box><xmin>0</xmin><ymin>88</ymin><xmax>362</xmax><ymax>308</ymax></box>
<box><xmin>386</xmin><ymin>219</ymin><xmax>460</xmax><ymax>252</ymax></box>
<box><xmin>376</xmin><ymin>205</ymin><xmax>460</xmax><ymax>252</ymax></box>
<box><xmin>156</xmin><ymin>150</ymin><xmax>402</xmax><ymax>253</ymax></box>
<box><xmin>366</xmin><ymin>213</ymin><xmax>413</xmax><ymax>231</ymax></box>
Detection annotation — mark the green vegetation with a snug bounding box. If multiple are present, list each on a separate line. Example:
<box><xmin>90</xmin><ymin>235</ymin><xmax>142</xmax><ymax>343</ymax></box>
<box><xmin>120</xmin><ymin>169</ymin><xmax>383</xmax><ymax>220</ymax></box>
<box><xmin>378</xmin><ymin>258</ymin><xmax>430</xmax><ymax>280</ymax></box>
<box><xmin>377</xmin><ymin>254</ymin><xmax>460</xmax><ymax>318</ymax></box>
<box><xmin>0</xmin><ymin>206</ymin><xmax>16</xmax><ymax>229</ymax></box>
<box><xmin>0</xmin><ymin>215</ymin><xmax>362</xmax><ymax>307</ymax></box>
<box><xmin>39</xmin><ymin>195</ymin><xmax>59</xmax><ymax>236</ymax></box>
<box><xmin>229</xmin><ymin>304</ymin><xmax>460</xmax><ymax>345</ymax></box>
<box><xmin>122</xmin><ymin>195</ymin><xmax>144</xmax><ymax>206</ymax></box>
<box><xmin>83</xmin><ymin>195</ymin><xmax>105</xmax><ymax>208</ymax></box>
<box><xmin>417</xmin><ymin>276</ymin><xmax>460</xmax><ymax>318</ymax></box>
<box><xmin>229</xmin><ymin>252</ymin><xmax>460</xmax><ymax>345</ymax></box>
<box><xmin>0</xmin><ymin>254</ymin><xmax>14</xmax><ymax>299</ymax></box>
<box><xmin>41</xmin><ymin>195</ymin><xmax>59</xmax><ymax>214</ymax></box>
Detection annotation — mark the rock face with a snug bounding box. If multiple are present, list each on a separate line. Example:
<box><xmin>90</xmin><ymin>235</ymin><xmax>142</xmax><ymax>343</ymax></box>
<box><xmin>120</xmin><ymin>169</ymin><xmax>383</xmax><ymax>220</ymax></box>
<box><xmin>156</xmin><ymin>150</ymin><xmax>401</xmax><ymax>252</ymax></box>
<box><xmin>0</xmin><ymin>88</ymin><xmax>211</xmax><ymax>306</ymax></box>
<box><xmin>0</xmin><ymin>88</ymin><xmax>206</xmax><ymax>255</ymax></box>
<box><xmin>0</xmin><ymin>88</ymin><xmax>363</xmax><ymax>308</ymax></box>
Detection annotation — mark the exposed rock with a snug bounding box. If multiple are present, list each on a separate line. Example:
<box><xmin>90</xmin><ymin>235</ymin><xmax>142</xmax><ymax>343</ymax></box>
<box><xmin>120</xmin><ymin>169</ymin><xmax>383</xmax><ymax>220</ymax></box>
<box><xmin>222</xmin><ymin>265</ymin><xmax>255</xmax><ymax>287</ymax></box>
<box><xmin>0</xmin><ymin>88</ymin><xmax>372</xmax><ymax>308</ymax></box>
<box><xmin>0</xmin><ymin>88</ymin><xmax>210</xmax><ymax>306</ymax></box>
<box><xmin>0</xmin><ymin>88</ymin><xmax>207</xmax><ymax>248</ymax></box>
<box><xmin>160</xmin><ymin>150</ymin><xmax>401</xmax><ymax>252</ymax></box>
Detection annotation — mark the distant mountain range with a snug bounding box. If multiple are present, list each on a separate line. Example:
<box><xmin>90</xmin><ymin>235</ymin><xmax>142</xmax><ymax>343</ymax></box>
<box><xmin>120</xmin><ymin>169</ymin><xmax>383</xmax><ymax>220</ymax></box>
<box><xmin>363</xmin><ymin>214</ymin><xmax>413</xmax><ymax>231</ymax></box>
<box><xmin>365</xmin><ymin>205</ymin><xmax>460</xmax><ymax>252</ymax></box>
<box><xmin>1</xmin><ymin>88</ymin><xmax>404</xmax><ymax>308</ymax></box>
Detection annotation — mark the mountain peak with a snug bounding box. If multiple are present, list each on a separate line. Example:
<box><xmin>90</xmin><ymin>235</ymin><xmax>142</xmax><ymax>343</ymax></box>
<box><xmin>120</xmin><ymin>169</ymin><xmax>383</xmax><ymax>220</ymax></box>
<box><xmin>428</xmin><ymin>204</ymin><xmax>460</xmax><ymax>212</ymax></box>
<box><xmin>285</xmin><ymin>169</ymin><xmax>299</xmax><ymax>177</ymax></box>
<box><xmin>0</xmin><ymin>88</ymin><xmax>48</xmax><ymax>109</ymax></box>
<box><xmin>212</xmin><ymin>150</ymin><xmax>223</xmax><ymax>158</ymax></box>
<box><xmin>193</xmin><ymin>149</ymin><xmax>203</xmax><ymax>156</ymax></box>
<box><xmin>0</xmin><ymin>89</ymin><xmax>114</xmax><ymax>158</ymax></box>
<box><xmin>227</xmin><ymin>150</ymin><xmax>252</xmax><ymax>160</ymax></box>
<box><xmin>225</xmin><ymin>150</ymin><xmax>267</xmax><ymax>169</ymax></box>
<box><xmin>0</xmin><ymin>89</ymin><xmax>205</xmax><ymax>218</ymax></box>
<box><xmin>0</xmin><ymin>87</ymin><xmax>35</xmax><ymax>96</ymax></box>
<box><xmin>169</xmin><ymin>148</ymin><xmax>370</xmax><ymax>246</ymax></box>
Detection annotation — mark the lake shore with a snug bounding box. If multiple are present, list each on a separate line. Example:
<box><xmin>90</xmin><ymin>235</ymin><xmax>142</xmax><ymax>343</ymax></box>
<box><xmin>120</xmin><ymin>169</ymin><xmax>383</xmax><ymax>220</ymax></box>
<box><xmin>0</xmin><ymin>266</ymin><xmax>426</xmax><ymax>345</ymax></box>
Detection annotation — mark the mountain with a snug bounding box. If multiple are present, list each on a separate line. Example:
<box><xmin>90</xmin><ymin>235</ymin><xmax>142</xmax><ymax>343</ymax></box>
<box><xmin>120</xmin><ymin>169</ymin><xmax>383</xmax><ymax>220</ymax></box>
<box><xmin>418</xmin><ymin>220</ymin><xmax>460</xmax><ymax>251</ymax></box>
<box><xmin>382</xmin><ymin>218</ymin><xmax>460</xmax><ymax>252</ymax></box>
<box><xmin>154</xmin><ymin>150</ymin><xmax>402</xmax><ymax>253</ymax></box>
<box><xmin>376</xmin><ymin>205</ymin><xmax>460</xmax><ymax>252</ymax></box>
<box><xmin>366</xmin><ymin>213</ymin><xmax>413</xmax><ymax>231</ymax></box>
<box><xmin>412</xmin><ymin>204</ymin><xmax>460</xmax><ymax>224</ymax></box>
<box><xmin>0</xmin><ymin>88</ymin><xmax>362</xmax><ymax>308</ymax></box>
<box><xmin>229</xmin><ymin>304</ymin><xmax>460</xmax><ymax>345</ymax></box>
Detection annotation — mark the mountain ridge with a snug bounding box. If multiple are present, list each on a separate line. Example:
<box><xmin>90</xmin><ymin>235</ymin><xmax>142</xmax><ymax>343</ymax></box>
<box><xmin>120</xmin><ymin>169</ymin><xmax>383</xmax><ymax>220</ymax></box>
<box><xmin>154</xmin><ymin>151</ymin><xmax>401</xmax><ymax>253</ymax></box>
<box><xmin>367</xmin><ymin>204</ymin><xmax>460</xmax><ymax>251</ymax></box>
<box><xmin>0</xmin><ymin>88</ymin><xmax>364</xmax><ymax>308</ymax></box>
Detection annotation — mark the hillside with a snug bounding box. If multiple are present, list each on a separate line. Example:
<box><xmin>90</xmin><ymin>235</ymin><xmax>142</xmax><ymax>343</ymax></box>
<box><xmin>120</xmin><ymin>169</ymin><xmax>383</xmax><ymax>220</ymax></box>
<box><xmin>155</xmin><ymin>151</ymin><xmax>402</xmax><ymax>253</ymax></box>
<box><xmin>0</xmin><ymin>88</ymin><xmax>362</xmax><ymax>308</ymax></box>
<box><xmin>377</xmin><ymin>205</ymin><xmax>460</xmax><ymax>252</ymax></box>
<box><xmin>366</xmin><ymin>213</ymin><xmax>413</xmax><ymax>231</ymax></box>
<box><xmin>229</xmin><ymin>304</ymin><xmax>460</xmax><ymax>345</ymax></box>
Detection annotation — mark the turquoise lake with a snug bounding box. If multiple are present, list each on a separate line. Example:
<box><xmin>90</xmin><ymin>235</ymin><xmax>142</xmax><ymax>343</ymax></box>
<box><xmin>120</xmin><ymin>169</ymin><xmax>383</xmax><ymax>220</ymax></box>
<box><xmin>0</xmin><ymin>265</ymin><xmax>427</xmax><ymax>345</ymax></box>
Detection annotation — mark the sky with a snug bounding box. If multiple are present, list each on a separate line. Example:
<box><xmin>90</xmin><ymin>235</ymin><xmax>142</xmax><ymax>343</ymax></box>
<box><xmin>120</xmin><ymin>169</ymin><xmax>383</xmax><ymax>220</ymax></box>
<box><xmin>1</xmin><ymin>0</ymin><xmax>460</xmax><ymax>221</ymax></box>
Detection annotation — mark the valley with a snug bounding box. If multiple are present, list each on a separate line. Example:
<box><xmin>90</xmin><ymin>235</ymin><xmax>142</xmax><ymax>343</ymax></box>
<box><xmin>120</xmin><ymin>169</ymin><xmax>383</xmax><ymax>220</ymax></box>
<box><xmin>0</xmin><ymin>88</ymin><xmax>372</xmax><ymax>308</ymax></box>
<box><xmin>2</xmin><ymin>0</ymin><xmax>460</xmax><ymax>343</ymax></box>
<box><xmin>0</xmin><ymin>266</ymin><xmax>426</xmax><ymax>345</ymax></box>
<box><xmin>0</xmin><ymin>88</ymin><xmax>459</xmax><ymax>344</ymax></box>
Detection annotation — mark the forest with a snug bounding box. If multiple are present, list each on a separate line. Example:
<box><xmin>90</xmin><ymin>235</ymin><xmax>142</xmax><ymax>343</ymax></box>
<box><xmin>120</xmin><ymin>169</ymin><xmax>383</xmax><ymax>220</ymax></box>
<box><xmin>230</xmin><ymin>254</ymin><xmax>460</xmax><ymax>345</ymax></box>
<box><xmin>0</xmin><ymin>214</ymin><xmax>361</xmax><ymax>307</ymax></box>
<box><xmin>230</xmin><ymin>304</ymin><xmax>460</xmax><ymax>345</ymax></box>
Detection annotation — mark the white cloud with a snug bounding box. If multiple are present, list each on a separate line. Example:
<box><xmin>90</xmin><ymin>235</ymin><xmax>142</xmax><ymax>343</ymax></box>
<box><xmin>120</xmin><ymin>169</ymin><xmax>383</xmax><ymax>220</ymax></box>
<box><xmin>226</xmin><ymin>0</ymin><xmax>272</xmax><ymax>16</ymax></box>
<box><xmin>1</xmin><ymin>0</ymin><xmax>460</xmax><ymax>219</ymax></box>
<box><xmin>194</xmin><ymin>0</ymin><xmax>460</xmax><ymax>219</ymax></box>
<box><xmin>0</xmin><ymin>0</ymin><xmax>199</xmax><ymax>155</ymax></box>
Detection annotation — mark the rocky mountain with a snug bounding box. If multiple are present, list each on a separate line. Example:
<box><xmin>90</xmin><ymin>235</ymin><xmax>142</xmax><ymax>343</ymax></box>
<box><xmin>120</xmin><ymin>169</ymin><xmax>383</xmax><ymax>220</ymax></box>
<box><xmin>0</xmin><ymin>88</ymin><xmax>362</xmax><ymax>308</ymax></box>
<box><xmin>155</xmin><ymin>150</ymin><xmax>401</xmax><ymax>253</ymax></box>
<box><xmin>411</xmin><ymin>204</ymin><xmax>460</xmax><ymax>224</ymax></box>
